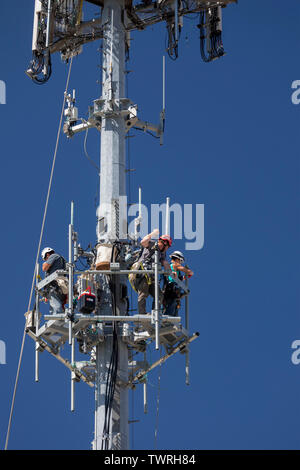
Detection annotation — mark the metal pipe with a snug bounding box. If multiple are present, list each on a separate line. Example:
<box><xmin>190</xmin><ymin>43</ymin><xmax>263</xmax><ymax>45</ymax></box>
<box><xmin>185</xmin><ymin>278</ymin><xmax>189</xmax><ymax>331</ymax></box>
<box><xmin>185</xmin><ymin>277</ymin><xmax>190</xmax><ymax>385</ymax></box>
<box><xmin>71</xmin><ymin>337</ymin><xmax>75</xmax><ymax>411</ymax></box>
<box><xmin>68</xmin><ymin>201</ymin><xmax>74</xmax><ymax>345</ymax></box>
<box><xmin>74</xmin><ymin>269</ymin><xmax>160</xmax><ymax>275</ymax></box>
<box><xmin>46</xmin><ymin>0</ymin><xmax>52</xmax><ymax>48</ymax></box>
<box><xmin>35</xmin><ymin>263</ymin><xmax>40</xmax><ymax>382</ymax></box>
<box><xmin>143</xmin><ymin>351</ymin><xmax>147</xmax><ymax>413</ymax></box>
<box><xmin>35</xmin><ymin>343</ymin><xmax>39</xmax><ymax>383</ymax></box>
<box><xmin>110</xmin><ymin>8</ymin><xmax>114</xmax><ymax>73</ymax></box>
<box><xmin>95</xmin><ymin>0</ymin><xmax>128</xmax><ymax>450</ymax></box>
<box><xmin>44</xmin><ymin>314</ymin><xmax>182</xmax><ymax>323</ymax></box>
<box><xmin>143</xmin><ymin>381</ymin><xmax>148</xmax><ymax>414</ymax></box>
<box><xmin>154</xmin><ymin>245</ymin><xmax>160</xmax><ymax>350</ymax></box>
<box><xmin>38</xmin><ymin>270</ymin><xmax>187</xmax><ymax>291</ymax></box>
<box><xmin>139</xmin><ymin>186</ymin><xmax>142</xmax><ymax>218</ymax></box>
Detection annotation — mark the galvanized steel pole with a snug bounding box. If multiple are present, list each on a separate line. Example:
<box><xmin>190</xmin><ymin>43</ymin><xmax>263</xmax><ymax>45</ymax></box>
<box><xmin>93</xmin><ymin>0</ymin><xmax>129</xmax><ymax>450</ymax></box>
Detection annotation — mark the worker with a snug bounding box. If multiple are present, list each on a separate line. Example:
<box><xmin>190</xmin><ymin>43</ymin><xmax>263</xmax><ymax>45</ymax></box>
<box><xmin>41</xmin><ymin>247</ymin><xmax>67</xmax><ymax>316</ymax></box>
<box><xmin>137</xmin><ymin>229</ymin><xmax>172</xmax><ymax>315</ymax></box>
<box><xmin>163</xmin><ymin>251</ymin><xmax>194</xmax><ymax>316</ymax></box>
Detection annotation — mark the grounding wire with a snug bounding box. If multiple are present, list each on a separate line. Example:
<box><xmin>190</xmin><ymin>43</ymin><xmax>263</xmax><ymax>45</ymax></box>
<box><xmin>4</xmin><ymin>56</ymin><xmax>74</xmax><ymax>451</ymax></box>
<box><xmin>83</xmin><ymin>127</ymin><xmax>100</xmax><ymax>173</ymax></box>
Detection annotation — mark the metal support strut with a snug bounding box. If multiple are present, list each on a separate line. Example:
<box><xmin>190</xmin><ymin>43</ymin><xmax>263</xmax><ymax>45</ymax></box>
<box><xmin>69</xmin><ymin>201</ymin><xmax>75</xmax><ymax>411</ymax></box>
<box><xmin>154</xmin><ymin>244</ymin><xmax>160</xmax><ymax>350</ymax></box>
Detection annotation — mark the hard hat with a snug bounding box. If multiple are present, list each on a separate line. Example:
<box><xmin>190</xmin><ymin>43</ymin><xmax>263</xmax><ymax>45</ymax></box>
<box><xmin>159</xmin><ymin>235</ymin><xmax>172</xmax><ymax>247</ymax></box>
<box><xmin>170</xmin><ymin>250</ymin><xmax>185</xmax><ymax>262</ymax></box>
<box><xmin>41</xmin><ymin>247</ymin><xmax>54</xmax><ymax>260</ymax></box>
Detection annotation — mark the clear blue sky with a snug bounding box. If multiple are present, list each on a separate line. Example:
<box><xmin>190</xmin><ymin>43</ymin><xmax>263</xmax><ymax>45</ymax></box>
<box><xmin>0</xmin><ymin>1</ymin><xmax>299</xmax><ymax>450</ymax></box>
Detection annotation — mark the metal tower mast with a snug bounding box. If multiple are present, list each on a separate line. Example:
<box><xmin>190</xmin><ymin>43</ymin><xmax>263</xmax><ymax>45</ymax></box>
<box><xmin>22</xmin><ymin>0</ymin><xmax>236</xmax><ymax>452</ymax></box>
<box><xmin>94</xmin><ymin>0</ymin><xmax>128</xmax><ymax>449</ymax></box>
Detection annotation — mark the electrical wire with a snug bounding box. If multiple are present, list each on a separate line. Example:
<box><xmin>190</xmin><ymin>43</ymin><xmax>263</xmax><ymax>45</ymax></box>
<box><xmin>165</xmin><ymin>23</ymin><xmax>179</xmax><ymax>61</ymax></box>
<box><xmin>101</xmin><ymin>244</ymin><xmax>119</xmax><ymax>450</ymax></box>
<box><xmin>4</xmin><ymin>56</ymin><xmax>73</xmax><ymax>451</ymax></box>
<box><xmin>83</xmin><ymin>127</ymin><xmax>100</xmax><ymax>173</ymax></box>
<box><xmin>199</xmin><ymin>9</ymin><xmax>224</xmax><ymax>63</ymax></box>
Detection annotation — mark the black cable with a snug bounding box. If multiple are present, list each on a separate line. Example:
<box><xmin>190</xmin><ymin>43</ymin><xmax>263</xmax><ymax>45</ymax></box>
<box><xmin>199</xmin><ymin>9</ymin><xmax>225</xmax><ymax>63</ymax></box>
<box><xmin>165</xmin><ymin>22</ymin><xmax>179</xmax><ymax>61</ymax></box>
<box><xmin>31</xmin><ymin>51</ymin><xmax>52</xmax><ymax>85</ymax></box>
<box><xmin>101</xmin><ymin>244</ymin><xmax>119</xmax><ymax>450</ymax></box>
<box><xmin>83</xmin><ymin>128</ymin><xmax>100</xmax><ymax>173</ymax></box>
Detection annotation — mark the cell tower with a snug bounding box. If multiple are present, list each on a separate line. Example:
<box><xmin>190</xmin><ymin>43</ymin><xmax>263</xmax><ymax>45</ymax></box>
<box><xmin>23</xmin><ymin>0</ymin><xmax>236</xmax><ymax>450</ymax></box>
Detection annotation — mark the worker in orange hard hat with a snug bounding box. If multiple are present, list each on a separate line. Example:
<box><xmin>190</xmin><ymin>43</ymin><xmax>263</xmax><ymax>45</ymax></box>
<box><xmin>136</xmin><ymin>229</ymin><xmax>172</xmax><ymax>315</ymax></box>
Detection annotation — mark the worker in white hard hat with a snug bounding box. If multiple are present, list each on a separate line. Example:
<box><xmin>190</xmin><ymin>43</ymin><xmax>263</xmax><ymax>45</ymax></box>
<box><xmin>163</xmin><ymin>250</ymin><xmax>194</xmax><ymax>316</ymax></box>
<box><xmin>41</xmin><ymin>247</ymin><xmax>67</xmax><ymax>315</ymax></box>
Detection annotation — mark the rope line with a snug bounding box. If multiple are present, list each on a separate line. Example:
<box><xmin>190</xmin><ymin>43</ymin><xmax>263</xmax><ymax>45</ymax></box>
<box><xmin>4</xmin><ymin>57</ymin><xmax>73</xmax><ymax>450</ymax></box>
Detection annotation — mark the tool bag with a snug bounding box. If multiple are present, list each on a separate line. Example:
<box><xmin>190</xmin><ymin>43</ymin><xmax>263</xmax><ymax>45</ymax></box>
<box><xmin>128</xmin><ymin>244</ymin><xmax>155</xmax><ymax>292</ymax></box>
<box><xmin>128</xmin><ymin>261</ymin><xmax>143</xmax><ymax>293</ymax></box>
<box><xmin>56</xmin><ymin>275</ymin><xmax>69</xmax><ymax>295</ymax></box>
<box><xmin>77</xmin><ymin>286</ymin><xmax>96</xmax><ymax>314</ymax></box>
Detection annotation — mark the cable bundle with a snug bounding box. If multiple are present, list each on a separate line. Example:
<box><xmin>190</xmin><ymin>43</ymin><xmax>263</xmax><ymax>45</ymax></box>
<box><xmin>166</xmin><ymin>21</ymin><xmax>179</xmax><ymax>61</ymax></box>
<box><xmin>101</xmin><ymin>323</ymin><xmax>119</xmax><ymax>450</ymax></box>
<box><xmin>199</xmin><ymin>8</ymin><xmax>224</xmax><ymax>63</ymax></box>
<box><xmin>101</xmin><ymin>244</ymin><xmax>119</xmax><ymax>450</ymax></box>
<box><xmin>29</xmin><ymin>51</ymin><xmax>52</xmax><ymax>84</ymax></box>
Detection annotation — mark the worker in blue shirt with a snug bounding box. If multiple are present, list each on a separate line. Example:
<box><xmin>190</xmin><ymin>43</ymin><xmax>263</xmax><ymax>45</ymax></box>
<box><xmin>163</xmin><ymin>251</ymin><xmax>194</xmax><ymax>316</ymax></box>
<box><xmin>42</xmin><ymin>247</ymin><xmax>67</xmax><ymax>315</ymax></box>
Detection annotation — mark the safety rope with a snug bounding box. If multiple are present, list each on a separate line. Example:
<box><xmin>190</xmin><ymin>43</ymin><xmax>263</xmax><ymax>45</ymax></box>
<box><xmin>4</xmin><ymin>57</ymin><xmax>73</xmax><ymax>450</ymax></box>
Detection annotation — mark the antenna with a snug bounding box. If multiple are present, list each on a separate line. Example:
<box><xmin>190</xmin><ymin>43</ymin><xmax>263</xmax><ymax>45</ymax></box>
<box><xmin>163</xmin><ymin>55</ymin><xmax>166</xmax><ymax>113</ymax></box>
<box><xmin>160</xmin><ymin>55</ymin><xmax>166</xmax><ymax>146</ymax></box>
<box><xmin>23</xmin><ymin>0</ymin><xmax>237</xmax><ymax>452</ymax></box>
<box><xmin>165</xmin><ymin>197</ymin><xmax>170</xmax><ymax>236</ymax></box>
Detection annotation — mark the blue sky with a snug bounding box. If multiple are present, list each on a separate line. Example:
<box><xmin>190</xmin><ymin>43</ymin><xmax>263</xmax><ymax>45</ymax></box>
<box><xmin>0</xmin><ymin>0</ymin><xmax>299</xmax><ymax>450</ymax></box>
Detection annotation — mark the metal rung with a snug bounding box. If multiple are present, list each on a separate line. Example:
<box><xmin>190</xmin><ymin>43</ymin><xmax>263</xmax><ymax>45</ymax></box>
<box><xmin>44</xmin><ymin>314</ymin><xmax>182</xmax><ymax>323</ymax></box>
<box><xmin>26</xmin><ymin>329</ymin><xmax>94</xmax><ymax>387</ymax></box>
<box><xmin>128</xmin><ymin>332</ymin><xmax>200</xmax><ymax>386</ymax></box>
<box><xmin>37</xmin><ymin>270</ymin><xmax>67</xmax><ymax>290</ymax></box>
